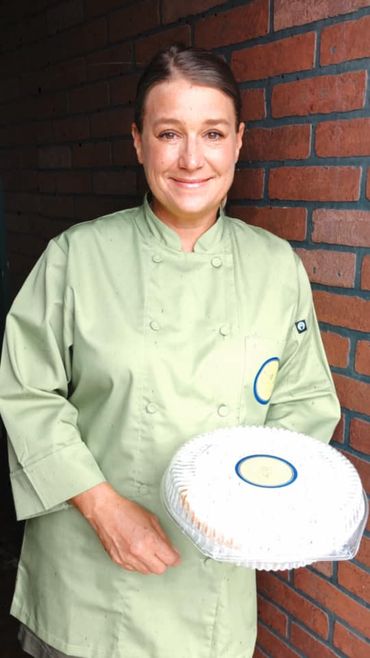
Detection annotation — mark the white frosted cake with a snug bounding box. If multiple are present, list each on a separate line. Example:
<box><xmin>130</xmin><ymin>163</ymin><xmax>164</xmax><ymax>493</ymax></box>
<box><xmin>161</xmin><ymin>426</ymin><xmax>368</xmax><ymax>570</ymax></box>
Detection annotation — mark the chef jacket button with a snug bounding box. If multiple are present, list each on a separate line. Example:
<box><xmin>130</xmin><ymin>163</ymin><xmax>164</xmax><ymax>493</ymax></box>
<box><xmin>211</xmin><ymin>256</ymin><xmax>223</xmax><ymax>268</ymax></box>
<box><xmin>219</xmin><ymin>324</ymin><xmax>230</xmax><ymax>336</ymax></box>
<box><xmin>150</xmin><ymin>320</ymin><xmax>160</xmax><ymax>331</ymax></box>
<box><xmin>138</xmin><ymin>484</ymin><xmax>149</xmax><ymax>495</ymax></box>
<box><xmin>146</xmin><ymin>402</ymin><xmax>158</xmax><ymax>414</ymax></box>
<box><xmin>217</xmin><ymin>404</ymin><xmax>229</xmax><ymax>417</ymax></box>
<box><xmin>152</xmin><ymin>254</ymin><xmax>162</xmax><ymax>263</ymax></box>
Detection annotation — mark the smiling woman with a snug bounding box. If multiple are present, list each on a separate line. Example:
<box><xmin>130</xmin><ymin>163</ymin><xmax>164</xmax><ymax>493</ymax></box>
<box><xmin>132</xmin><ymin>79</ymin><xmax>244</xmax><ymax>250</ymax></box>
<box><xmin>0</xmin><ymin>44</ymin><xmax>340</xmax><ymax>658</ymax></box>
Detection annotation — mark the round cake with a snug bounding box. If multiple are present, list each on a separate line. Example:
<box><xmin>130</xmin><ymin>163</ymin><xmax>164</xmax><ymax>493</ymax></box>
<box><xmin>161</xmin><ymin>426</ymin><xmax>368</xmax><ymax>570</ymax></box>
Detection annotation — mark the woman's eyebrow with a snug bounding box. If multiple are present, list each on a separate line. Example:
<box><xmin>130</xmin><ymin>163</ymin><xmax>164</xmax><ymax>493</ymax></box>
<box><xmin>153</xmin><ymin>118</ymin><xmax>231</xmax><ymax>127</ymax></box>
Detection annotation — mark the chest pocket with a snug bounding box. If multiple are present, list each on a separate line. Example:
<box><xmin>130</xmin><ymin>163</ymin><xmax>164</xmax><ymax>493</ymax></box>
<box><xmin>241</xmin><ymin>336</ymin><xmax>286</xmax><ymax>426</ymax></box>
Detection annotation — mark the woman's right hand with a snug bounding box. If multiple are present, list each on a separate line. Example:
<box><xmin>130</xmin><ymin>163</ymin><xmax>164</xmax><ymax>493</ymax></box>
<box><xmin>70</xmin><ymin>482</ymin><xmax>181</xmax><ymax>575</ymax></box>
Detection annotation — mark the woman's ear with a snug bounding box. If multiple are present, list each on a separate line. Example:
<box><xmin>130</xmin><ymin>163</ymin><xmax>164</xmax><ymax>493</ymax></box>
<box><xmin>131</xmin><ymin>123</ymin><xmax>143</xmax><ymax>164</ymax></box>
<box><xmin>235</xmin><ymin>121</ymin><xmax>245</xmax><ymax>161</ymax></box>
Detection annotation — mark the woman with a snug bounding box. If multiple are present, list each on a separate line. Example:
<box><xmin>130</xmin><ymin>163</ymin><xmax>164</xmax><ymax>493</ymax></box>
<box><xmin>0</xmin><ymin>45</ymin><xmax>340</xmax><ymax>658</ymax></box>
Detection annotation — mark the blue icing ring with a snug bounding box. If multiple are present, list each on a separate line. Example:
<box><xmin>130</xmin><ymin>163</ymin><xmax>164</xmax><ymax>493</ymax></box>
<box><xmin>253</xmin><ymin>356</ymin><xmax>280</xmax><ymax>405</ymax></box>
<box><xmin>235</xmin><ymin>454</ymin><xmax>298</xmax><ymax>488</ymax></box>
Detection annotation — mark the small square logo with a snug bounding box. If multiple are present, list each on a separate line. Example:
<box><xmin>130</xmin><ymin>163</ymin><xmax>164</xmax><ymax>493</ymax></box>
<box><xmin>295</xmin><ymin>320</ymin><xmax>307</xmax><ymax>334</ymax></box>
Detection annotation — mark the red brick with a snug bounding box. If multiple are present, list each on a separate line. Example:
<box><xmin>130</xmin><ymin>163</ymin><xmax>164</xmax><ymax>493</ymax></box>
<box><xmin>229</xmin><ymin>169</ymin><xmax>265</xmax><ymax>200</ymax></box>
<box><xmin>269</xmin><ymin>166</ymin><xmax>360</xmax><ymax>202</ymax></box>
<box><xmin>313</xmin><ymin>291</ymin><xmax>370</xmax><ymax>332</ymax></box>
<box><xmin>321</xmin><ymin>15</ymin><xmax>370</xmax><ymax>65</ymax></box>
<box><xmin>334</xmin><ymin>622</ymin><xmax>370</xmax><ymax>658</ymax></box>
<box><xmin>362</xmin><ymin>255</ymin><xmax>370</xmax><ymax>289</ymax></box>
<box><xmin>228</xmin><ymin>206</ymin><xmax>307</xmax><ymax>241</ymax></box>
<box><xmin>108</xmin><ymin>0</ymin><xmax>159</xmax><ymax>44</ymax></box>
<box><xmin>356</xmin><ymin>534</ymin><xmax>370</xmax><ymax>568</ymax></box>
<box><xmin>275</xmin><ymin>0</ymin><xmax>370</xmax><ymax>30</ymax></box>
<box><xmin>355</xmin><ymin>340</ymin><xmax>370</xmax><ymax>376</ymax></box>
<box><xmin>321</xmin><ymin>331</ymin><xmax>350</xmax><ymax>368</ymax></box>
<box><xmin>257</xmin><ymin>572</ymin><xmax>329</xmax><ymax>637</ymax></box>
<box><xmin>110</xmin><ymin>73</ymin><xmax>139</xmax><ymax>107</ymax></box>
<box><xmin>257</xmin><ymin>623</ymin><xmax>301</xmax><ymax>658</ymax></box>
<box><xmin>56</xmin><ymin>172</ymin><xmax>91</xmax><ymax>195</ymax></box>
<box><xmin>25</xmin><ymin>58</ymin><xmax>87</xmax><ymax>94</ymax></box>
<box><xmin>311</xmin><ymin>561</ymin><xmax>334</xmax><ymax>578</ymax></box>
<box><xmin>350</xmin><ymin>418</ymin><xmax>370</xmax><ymax>454</ymax></box>
<box><xmin>243</xmin><ymin>125</ymin><xmax>311</xmax><ymax>161</ymax></box>
<box><xmin>312</xmin><ymin>209</ymin><xmax>370</xmax><ymax>247</ymax></box>
<box><xmin>52</xmin><ymin>17</ymin><xmax>108</xmax><ymax>63</ymax></box>
<box><xmin>294</xmin><ymin>568</ymin><xmax>370</xmax><ymax>637</ymax></box>
<box><xmin>86</xmin><ymin>0</ymin><xmax>129</xmax><ymax>18</ymax></box>
<box><xmin>338</xmin><ymin>561</ymin><xmax>370</xmax><ymax>604</ymax></box>
<box><xmin>47</xmin><ymin>0</ymin><xmax>84</xmax><ymax>35</ymax></box>
<box><xmin>162</xmin><ymin>0</ymin><xmax>225</xmax><ymax>23</ymax></box>
<box><xmin>90</xmin><ymin>107</ymin><xmax>133</xmax><ymax>138</ymax></box>
<box><xmin>317</xmin><ymin>118</ymin><xmax>370</xmax><ymax>157</ymax></box>
<box><xmin>7</xmin><ymin>232</ymin><xmax>47</xmax><ymax>259</ymax></box>
<box><xmin>69</xmin><ymin>81</ymin><xmax>109</xmax><ymax>114</ymax></box>
<box><xmin>346</xmin><ymin>452</ymin><xmax>370</xmax><ymax>494</ymax></box>
<box><xmin>40</xmin><ymin>195</ymin><xmax>74</xmax><ymax>219</ymax></box>
<box><xmin>272</xmin><ymin>71</ymin><xmax>366</xmax><ymax>118</ymax></box>
<box><xmin>74</xmin><ymin>195</ymin><xmax>133</xmax><ymax>221</ymax></box>
<box><xmin>290</xmin><ymin>623</ymin><xmax>338</xmax><ymax>658</ymax></box>
<box><xmin>72</xmin><ymin>142</ymin><xmax>112</xmax><ymax>168</ymax></box>
<box><xmin>295</xmin><ymin>248</ymin><xmax>356</xmax><ymax>288</ymax></box>
<box><xmin>53</xmin><ymin>116</ymin><xmax>90</xmax><ymax>142</ymax></box>
<box><xmin>92</xmin><ymin>171</ymin><xmax>137</xmax><ymax>195</ymax></box>
<box><xmin>38</xmin><ymin>172</ymin><xmax>57</xmax><ymax>194</ymax></box>
<box><xmin>112</xmin><ymin>140</ymin><xmax>137</xmax><ymax>166</ymax></box>
<box><xmin>135</xmin><ymin>25</ymin><xmax>191</xmax><ymax>66</ymax></box>
<box><xmin>241</xmin><ymin>89</ymin><xmax>266</xmax><ymax>122</ymax></box>
<box><xmin>195</xmin><ymin>0</ymin><xmax>269</xmax><ymax>49</ymax></box>
<box><xmin>257</xmin><ymin>595</ymin><xmax>288</xmax><ymax>637</ymax></box>
<box><xmin>232</xmin><ymin>32</ymin><xmax>316</xmax><ymax>83</ymax></box>
<box><xmin>333</xmin><ymin>373</ymin><xmax>370</xmax><ymax>417</ymax></box>
<box><xmin>86</xmin><ymin>43</ymin><xmax>132</xmax><ymax>81</ymax></box>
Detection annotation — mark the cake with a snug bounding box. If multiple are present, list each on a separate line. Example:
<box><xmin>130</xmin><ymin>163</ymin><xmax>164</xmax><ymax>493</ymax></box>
<box><xmin>161</xmin><ymin>426</ymin><xmax>368</xmax><ymax>570</ymax></box>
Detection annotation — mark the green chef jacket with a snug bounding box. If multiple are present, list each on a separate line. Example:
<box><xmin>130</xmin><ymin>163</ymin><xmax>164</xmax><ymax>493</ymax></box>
<box><xmin>0</xmin><ymin>197</ymin><xmax>340</xmax><ymax>658</ymax></box>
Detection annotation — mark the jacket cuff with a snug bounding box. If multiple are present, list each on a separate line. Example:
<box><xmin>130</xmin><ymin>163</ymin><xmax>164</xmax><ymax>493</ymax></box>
<box><xmin>10</xmin><ymin>442</ymin><xmax>105</xmax><ymax>520</ymax></box>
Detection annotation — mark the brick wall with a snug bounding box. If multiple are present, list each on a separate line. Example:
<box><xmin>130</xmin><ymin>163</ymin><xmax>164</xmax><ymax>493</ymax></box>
<box><xmin>0</xmin><ymin>1</ymin><xmax>369</xmax><ymax>657</ymax></box>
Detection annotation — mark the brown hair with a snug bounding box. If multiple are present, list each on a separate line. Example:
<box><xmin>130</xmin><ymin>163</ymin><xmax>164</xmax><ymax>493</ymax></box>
<box><xmin>134</xmin><ymin>44</ymin><xmax>242</xmax><ymax>131</ymax></box>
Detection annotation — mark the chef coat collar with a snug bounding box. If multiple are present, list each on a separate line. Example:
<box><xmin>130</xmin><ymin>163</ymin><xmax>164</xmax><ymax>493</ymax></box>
<box><xmin>141</xmin><ymin>194</ymin><xmax>227</xmax><ymax>253</ymax></box>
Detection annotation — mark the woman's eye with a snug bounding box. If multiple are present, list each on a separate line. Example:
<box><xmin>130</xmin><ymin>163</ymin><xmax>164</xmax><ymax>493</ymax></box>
<box><xmin>158</xmin><ymin>131</ymin><xmax>178</xmax><ymax>141</ymax></box>
<box><xmin>206</xmin><ymin>131</ymin><xmax>223</xmax><ymax>141</ymax></box>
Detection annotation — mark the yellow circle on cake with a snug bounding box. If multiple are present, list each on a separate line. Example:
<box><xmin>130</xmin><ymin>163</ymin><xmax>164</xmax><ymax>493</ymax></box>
<box><xmin>236</xmin><ymin>455</ymin><xmax>296</xmax><ymax>487</ymax></box>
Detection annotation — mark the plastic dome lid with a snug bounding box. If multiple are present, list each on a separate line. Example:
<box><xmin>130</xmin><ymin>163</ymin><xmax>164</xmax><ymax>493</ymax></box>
<box><xmin>161</xmin><ymin>426</ymin><xmax>368</xmax><ymax>571</ymax></box>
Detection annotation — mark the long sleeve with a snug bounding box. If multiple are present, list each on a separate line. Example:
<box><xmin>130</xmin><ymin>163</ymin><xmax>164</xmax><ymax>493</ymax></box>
<box><xmin>0</xmin><ymin>238</ymin><xmax>105</xmax><ymax>520</ymax></box>
<box><xmin>265</xmin><ymin>254</ymin><xmax>341</xmax><ymax>442</ymax></box>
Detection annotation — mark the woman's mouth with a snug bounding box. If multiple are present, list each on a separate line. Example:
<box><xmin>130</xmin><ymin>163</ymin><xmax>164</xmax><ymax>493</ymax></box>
<box><xmin>170</xmin><ymin>177</ymin><xmax>212</xmax><ymax>188</ymax></box>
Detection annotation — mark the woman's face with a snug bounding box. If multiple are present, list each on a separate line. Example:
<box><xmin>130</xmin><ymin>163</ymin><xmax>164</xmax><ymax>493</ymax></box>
<box><xmin>132</xmin><ymin>77</ymin><xmax>244</xmax><ymax>226</ymax></box>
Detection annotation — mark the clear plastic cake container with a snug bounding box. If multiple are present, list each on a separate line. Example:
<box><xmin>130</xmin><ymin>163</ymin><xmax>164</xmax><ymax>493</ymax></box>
<box><xmin>161</xmin><ymin>426</ymin><xmax>368</xmax><ymax>571</ymax></box>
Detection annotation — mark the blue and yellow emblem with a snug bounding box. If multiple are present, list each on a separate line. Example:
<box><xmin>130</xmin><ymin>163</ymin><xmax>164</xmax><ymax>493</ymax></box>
<box><xmin>253</xmin><ymin>356</ymin><xmax>280</xmax><ymax>405</ymax></box>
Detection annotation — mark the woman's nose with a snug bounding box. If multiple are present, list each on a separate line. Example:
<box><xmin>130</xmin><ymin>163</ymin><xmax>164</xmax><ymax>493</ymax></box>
<box><xmin>178</xmin><ymin>137</ymin><xmax>204</xmax><ymax>170</ymax></box>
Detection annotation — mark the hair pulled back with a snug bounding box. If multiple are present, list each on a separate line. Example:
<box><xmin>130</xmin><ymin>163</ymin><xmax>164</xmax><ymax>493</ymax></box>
<box><xmin>134</xmin><ymin>44</ymin><xmax>242</xmax><ymax>132</ymax></box>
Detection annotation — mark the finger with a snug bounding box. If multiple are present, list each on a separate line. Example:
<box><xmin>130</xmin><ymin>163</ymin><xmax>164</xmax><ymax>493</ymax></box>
<box><xmin>151</xmin><ymin>517</ymin><xmax>181</xmax><ymax>564</ymax></box>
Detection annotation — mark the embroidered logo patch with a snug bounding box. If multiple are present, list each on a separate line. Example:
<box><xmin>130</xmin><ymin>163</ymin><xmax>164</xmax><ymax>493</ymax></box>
<box><xmin>253</xmin><ymin>357</ymin><xmax>280</xmax><ymax>405</ymax></box>
<box><xmin>295</xmin><ymin>320</ymin><xmax>307</xmax><ymax>334</ymax></box>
